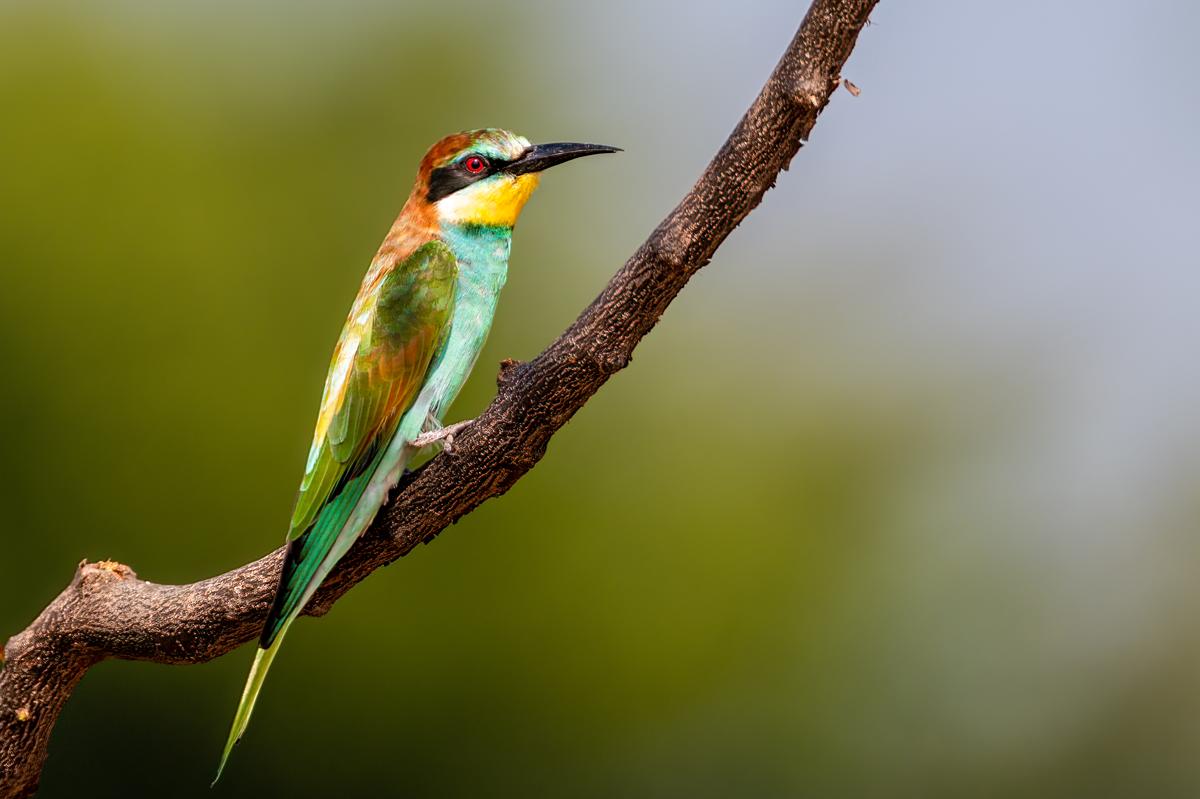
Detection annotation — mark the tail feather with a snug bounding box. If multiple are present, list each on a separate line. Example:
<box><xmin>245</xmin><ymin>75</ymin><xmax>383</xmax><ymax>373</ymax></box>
<box><xmin>214</xmin><ymin>634</ymin><xmax>288</xmax><ymax>785</ymax></box>
<box><xmin>215</xmin><ymin>446</ymin><xmax>397</xmax><ymax>783</ymax></box>
<box><xmin>260</xmin><ymin>456</ymin><xmax>378</xmax><ymax>648</ymax></box>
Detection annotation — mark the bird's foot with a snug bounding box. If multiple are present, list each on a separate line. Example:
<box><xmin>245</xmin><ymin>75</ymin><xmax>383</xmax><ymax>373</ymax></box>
<box><xmin>411</xmin><ymin>419</ymin><xmax>474</xmax><ymax>453</ymax></box>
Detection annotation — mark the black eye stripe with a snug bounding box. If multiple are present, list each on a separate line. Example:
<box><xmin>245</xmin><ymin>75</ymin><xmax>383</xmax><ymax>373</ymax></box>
<box><xmin>426</xmin><ymin>166</ymin><xmax>472</xmax><ymax>203</ymax></box>
<box><xmin>425</xmin><ymin>154</ymin><xmax>513</xmax><ymax>202</ymax></box>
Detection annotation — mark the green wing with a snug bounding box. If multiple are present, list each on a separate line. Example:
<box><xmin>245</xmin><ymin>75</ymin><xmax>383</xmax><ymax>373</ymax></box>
<box><xmin>267</xmin><ymin>239</ymin><xmax>457</xmax><ymax>644</ymax></box>
<box><xmin>290</xmin><ymin>240</ymin><xmax>459</xmax><ymax>539</ymax></box>
<box><xmin>215</xmin><ymin>240</ymin><xmax>456</xmax><ymax>784</ymax></box>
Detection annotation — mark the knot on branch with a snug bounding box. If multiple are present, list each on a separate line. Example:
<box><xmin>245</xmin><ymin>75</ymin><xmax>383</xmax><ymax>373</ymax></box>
<box><xmin>790</xmin><ymin>76</ymin><xmax>834</xmax><ymax>114</ymax></box>
<box><xmin>83</xmin><ymin>560</ymin><xmax>136</xmax><ymax>582</ymax></box>
<box><xmin>497</xmin><ymin>357</ymin><xmax>525</xmax><ymax>388</ymax></box>
<box><xmin>69</xmin><ymin>560</ymin><xmax>137</xmax><ymax>605</ymax></box>
<box><xmin>596</xmin><ymin>350</ymin><xmax>631</xmax><ymax>376</ymax></box>
<box><xmin>641</xmin><ymin>235</ymin><xmax>690</xmax><ymax>275</ymax></box>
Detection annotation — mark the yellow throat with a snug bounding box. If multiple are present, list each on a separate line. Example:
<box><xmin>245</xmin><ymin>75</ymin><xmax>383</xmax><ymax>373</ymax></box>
<box><xmin>435</xmin><ymin>172</ymin><xmax>541</xmax><ymax>227</ymax></box>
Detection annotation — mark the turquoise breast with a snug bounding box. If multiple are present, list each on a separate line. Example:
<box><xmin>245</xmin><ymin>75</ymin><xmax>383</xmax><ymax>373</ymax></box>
<box><xmin>411</xmin><ymin>222</ymin><xmax>513</xmax><ymax>423</ymax></box>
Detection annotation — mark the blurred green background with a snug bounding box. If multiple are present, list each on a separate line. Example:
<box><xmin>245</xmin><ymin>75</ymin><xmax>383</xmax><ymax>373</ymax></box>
<box><xmin>3</xmin><ymin>1</ymin><xmax>1200</xmax><ymax>796</ymax></box>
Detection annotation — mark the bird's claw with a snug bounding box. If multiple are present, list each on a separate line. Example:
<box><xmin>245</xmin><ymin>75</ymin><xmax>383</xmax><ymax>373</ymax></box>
<box><xmin>411</xmin><ymin>419</ymin><xmax>473</xmax><ymax>453</ymax></box>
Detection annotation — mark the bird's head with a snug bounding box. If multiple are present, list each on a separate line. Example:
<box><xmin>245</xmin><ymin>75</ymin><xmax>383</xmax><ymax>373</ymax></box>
<box><xmin>415</xmin><ymin>129</ymin><xmax>619</xmax><ymax>228</ymax></box>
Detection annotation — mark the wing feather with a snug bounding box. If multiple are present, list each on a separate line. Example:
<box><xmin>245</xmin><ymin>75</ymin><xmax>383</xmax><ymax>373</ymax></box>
<box><xmin>286</xmin><ymin>241</ymin><xmax>457</xmax><ymax>542</ymax></box>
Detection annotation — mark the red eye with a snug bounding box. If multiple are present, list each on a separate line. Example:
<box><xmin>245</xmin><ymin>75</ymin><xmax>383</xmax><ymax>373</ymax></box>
<box><xmin>463</xmin><ymin>155</ymin><xmax>487</xmax><ymax>174</ymax></box>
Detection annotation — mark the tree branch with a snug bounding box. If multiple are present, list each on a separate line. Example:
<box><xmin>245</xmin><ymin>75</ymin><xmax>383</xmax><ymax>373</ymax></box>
<box><xmin>0</xmin><ymin>2</ymin><xmax>877</xmax><ymax>795</ymax></box>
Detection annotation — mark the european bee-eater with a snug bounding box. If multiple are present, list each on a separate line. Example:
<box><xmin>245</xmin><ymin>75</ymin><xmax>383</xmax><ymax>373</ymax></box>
<box><xmin>216</xmin><ymin>129</ymin><xmax>618</xmax><ymax>780</ymax></box>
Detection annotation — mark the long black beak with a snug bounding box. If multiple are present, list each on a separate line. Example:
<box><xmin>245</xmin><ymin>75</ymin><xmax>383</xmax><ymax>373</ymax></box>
<box><xmin>504</xmin><ymin>142</ymin><xmax>621</xmax><ymax>175</ymax></box>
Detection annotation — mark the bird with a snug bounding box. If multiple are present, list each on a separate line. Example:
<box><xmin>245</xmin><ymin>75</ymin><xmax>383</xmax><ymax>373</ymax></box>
<box><xmin>215</xmin><ymin>129</ymin><xmax>619</xmax><ymax>781</ymax></box>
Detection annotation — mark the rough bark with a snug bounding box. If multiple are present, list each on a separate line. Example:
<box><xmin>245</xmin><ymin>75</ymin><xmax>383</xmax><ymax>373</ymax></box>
<box><xmin>0</xmin><ymin>2</ymin><xmax>878</xmax><ymax>795</ymax></box>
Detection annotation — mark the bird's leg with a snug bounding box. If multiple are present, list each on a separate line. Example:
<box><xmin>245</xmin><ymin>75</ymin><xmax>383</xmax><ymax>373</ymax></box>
<box><xmin>411</xmin><ymin>419</ymin><xmax>474</xmax><ymax>453</ymax></box>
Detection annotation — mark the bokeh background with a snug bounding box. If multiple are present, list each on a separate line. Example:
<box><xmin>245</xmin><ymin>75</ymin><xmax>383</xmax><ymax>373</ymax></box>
<box><xmin>3</xmin><ymin>1</ymin><xmax>1199</xmax><ymax>796</ymax></box>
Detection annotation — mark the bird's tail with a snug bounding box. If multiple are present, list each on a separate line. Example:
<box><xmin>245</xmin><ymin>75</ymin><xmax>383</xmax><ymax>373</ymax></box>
<box><xmin>214</xmin><ymin>634</ymin><xmax>288</xmax><ymax>785</ymax></box>
<box><xmin>214</xmin><ymin>445</ymin><xmax>400</xmax><ymax>784</ymax></box>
